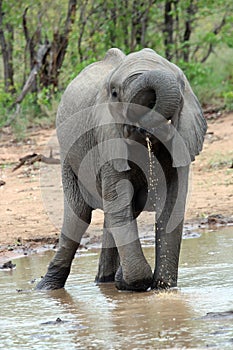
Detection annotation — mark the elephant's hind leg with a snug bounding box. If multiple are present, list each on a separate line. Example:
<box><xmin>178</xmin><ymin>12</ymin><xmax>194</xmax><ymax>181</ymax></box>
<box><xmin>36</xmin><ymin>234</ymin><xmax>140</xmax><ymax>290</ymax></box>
<box><xmin>95</xmin><ymin>223</ymin><xmax>120</xmax><ymax>283</ymax></box>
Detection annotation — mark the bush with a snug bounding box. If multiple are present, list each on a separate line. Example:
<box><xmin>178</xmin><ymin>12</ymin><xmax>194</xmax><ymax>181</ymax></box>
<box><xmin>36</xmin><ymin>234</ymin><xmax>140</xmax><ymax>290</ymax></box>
<box><xmin>224</xmin><ymin>91</ymin><xmax>233</xmax><ymax>111</ymax></box>
<box><xmin>0</xmin><ymin>86</ymin><xmax>14</xmax><ymax>128</ymax></box>
<box><xmin>179</xmin><ymin>48</ymin><xmax>233</xmax><ymax>106</ymax></box>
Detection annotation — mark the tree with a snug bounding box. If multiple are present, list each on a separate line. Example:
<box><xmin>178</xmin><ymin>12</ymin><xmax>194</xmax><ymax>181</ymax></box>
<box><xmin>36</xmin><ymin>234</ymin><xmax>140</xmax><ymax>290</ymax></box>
<box><xmin>0</xmin><ymin>0</ymin><xmax>233</xmax><ymax>128</ymax></box>
<box><xmin>21</xmin><ymin>0</ymin><xmax>77</xmax><ymax>95</ymax></box>
<box><xmin>162</xmin><ymin>0</ymin><xmax>233</xmax><ymax>63</ymax></box>
<box><xmin>0</xmin><ymin>0</ymin><xmax>15</xmax><ymax>93</ymax></box>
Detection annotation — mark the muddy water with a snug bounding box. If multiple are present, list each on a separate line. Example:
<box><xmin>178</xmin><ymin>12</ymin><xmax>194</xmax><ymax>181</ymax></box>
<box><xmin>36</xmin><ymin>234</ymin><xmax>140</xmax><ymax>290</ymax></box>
<box><xmin>0</xmin><ymin>228</ymin><xmax>233</xmax><ymax>349</ymax></box>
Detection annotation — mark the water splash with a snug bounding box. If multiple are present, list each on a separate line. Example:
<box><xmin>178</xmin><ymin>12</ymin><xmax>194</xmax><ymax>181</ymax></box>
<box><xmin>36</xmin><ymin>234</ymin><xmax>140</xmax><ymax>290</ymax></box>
<box><xmin>146</xmin><ymin>137</ymin><xmax>157</xmax><ymax>216</ymax></box>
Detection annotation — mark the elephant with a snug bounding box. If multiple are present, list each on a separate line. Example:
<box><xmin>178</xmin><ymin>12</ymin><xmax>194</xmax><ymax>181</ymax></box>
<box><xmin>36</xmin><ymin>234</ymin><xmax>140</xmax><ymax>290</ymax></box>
<box><xmin>36</xmin><ymin>48</ymin><xmax>207</xmax><ymax>292</ymax></box>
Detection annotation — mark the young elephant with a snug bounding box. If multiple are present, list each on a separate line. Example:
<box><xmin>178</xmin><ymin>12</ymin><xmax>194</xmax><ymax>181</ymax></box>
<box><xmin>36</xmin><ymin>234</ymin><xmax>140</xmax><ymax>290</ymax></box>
<box><xmin>36</xmin><ymin>48</ymin><xmax>207</xmax><ymax>292</ymax></box>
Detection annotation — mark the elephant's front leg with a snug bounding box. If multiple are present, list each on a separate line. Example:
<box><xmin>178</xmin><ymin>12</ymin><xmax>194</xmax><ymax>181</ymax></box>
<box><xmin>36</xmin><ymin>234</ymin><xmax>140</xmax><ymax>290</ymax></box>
<box><xmin>95</xmin><ymin>223</ymin><xmax>120</xmax><ymax>283</ymax></box>
<box><xmin>102</xmin><ymin>171</ymin><xmax>153</xmax><ymax>292</ymax></box>
<box><xmin>36</xmin><ymin>203</ymin><xmax>91</xmax><ymax>290</ymax></box>
<box><xmin>36</xmin><ymin>162</ymin><xmax>92</xmax><ymax>290</ymax></box>
<box><xmin>36</xmin><ymin>232</ymin><xmax>80</xmax><ymax>290</ymax></box>
<box><xmin>153</xmin><ymin>161</ymin><xmax>189</xmax><ymax>290</ymax></box>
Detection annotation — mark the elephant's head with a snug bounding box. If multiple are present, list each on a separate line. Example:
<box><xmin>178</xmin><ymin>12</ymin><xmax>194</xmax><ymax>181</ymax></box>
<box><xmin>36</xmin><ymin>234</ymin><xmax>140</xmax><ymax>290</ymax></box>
<box><xmin>105</xmin><ymin>48</ymin><xmax>207</xmax><ymax>167</ymax></box>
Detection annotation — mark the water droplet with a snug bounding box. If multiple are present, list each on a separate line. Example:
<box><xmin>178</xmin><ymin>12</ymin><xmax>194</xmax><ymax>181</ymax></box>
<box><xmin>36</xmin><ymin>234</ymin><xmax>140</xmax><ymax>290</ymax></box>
<box><xmin>146</xmin><ymin>137</ymin><xmax>157</xmax><ymax>216</ymax></box>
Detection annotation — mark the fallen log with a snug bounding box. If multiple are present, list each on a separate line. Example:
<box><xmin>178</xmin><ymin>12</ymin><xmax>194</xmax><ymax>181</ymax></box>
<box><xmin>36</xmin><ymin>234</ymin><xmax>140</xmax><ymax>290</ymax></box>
<box><xmin>12</xmin><ymin>150</ymin><xmax>60</xmax><ymax>172</ymax></box>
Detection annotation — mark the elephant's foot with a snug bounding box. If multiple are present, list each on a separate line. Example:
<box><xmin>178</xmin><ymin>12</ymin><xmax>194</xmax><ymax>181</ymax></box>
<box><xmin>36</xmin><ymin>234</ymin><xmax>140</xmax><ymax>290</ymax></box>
<box><xmin>95</xmin><ymin>245</ymin><xmax>120</xmax><ymax>284</ymax></box>
<box><xmin>152</xmin><ymin>279</ymin><xmax>172</xmax><ymax>290</ymax></box>
<box><xmin>152</xmin><ymin>267</ymin><xmax>178</xmax><ymax>290</ymax></box>
<box><xmin>36</xmin><ymin>265</ymin><xmax>71</xmax><ymax>291</ymax></box>
<box><xmin>115</xmin><ymin>265</ymin><xmax>153</xmax><ymax>292</ymax></box>
<box><xmin>95</xmin><ymin>273</ymin><xmax>115</xmax><ymax>284</ymax></box>
<box><xmin>152</xmin><ymin>273</ymin><xmax>177</xmax><ymax>290</ymax></box>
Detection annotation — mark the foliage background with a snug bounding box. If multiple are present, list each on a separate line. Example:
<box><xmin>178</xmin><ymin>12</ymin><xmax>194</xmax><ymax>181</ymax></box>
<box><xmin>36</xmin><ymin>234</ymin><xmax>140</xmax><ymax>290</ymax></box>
<box><xmin>0</xmin><ymin>0</ymin><xmax>233</xmax><ymax>135</ymax></box>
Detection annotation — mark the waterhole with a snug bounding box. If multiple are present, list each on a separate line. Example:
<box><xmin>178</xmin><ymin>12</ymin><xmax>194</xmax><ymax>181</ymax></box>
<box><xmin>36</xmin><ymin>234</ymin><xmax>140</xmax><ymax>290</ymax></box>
<box><xmin>0</xmin><ymin>227</ymin><xmax>232</xmax><ymax>349</ymax></box>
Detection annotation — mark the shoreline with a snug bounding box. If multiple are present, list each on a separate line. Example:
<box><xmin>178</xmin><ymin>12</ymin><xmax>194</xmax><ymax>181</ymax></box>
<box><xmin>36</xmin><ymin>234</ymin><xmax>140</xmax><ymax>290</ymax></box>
<box><xmin>1</xmin><ymin>214</ymin><xmax>232</xmax><ymax>265</ymax></box>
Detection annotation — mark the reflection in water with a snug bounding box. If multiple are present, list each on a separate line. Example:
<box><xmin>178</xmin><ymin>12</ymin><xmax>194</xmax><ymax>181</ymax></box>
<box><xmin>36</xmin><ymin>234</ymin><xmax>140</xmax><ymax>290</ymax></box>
<box><xmin>0</xmin><ymin>228</ymin><xmax>232</xmax><ymax>349</ymax></box>
<box><xmin>50</xmin><ymin>283</ymin><xmax>194</xmax><ymax>349</ymax></box>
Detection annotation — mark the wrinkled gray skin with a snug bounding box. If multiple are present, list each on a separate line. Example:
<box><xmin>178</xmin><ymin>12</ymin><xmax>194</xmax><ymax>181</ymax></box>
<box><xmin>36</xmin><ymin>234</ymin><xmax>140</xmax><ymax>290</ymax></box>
<box><xmin>36</xmin><ymin>48</ymin><xmax>207</xmax><ymax>292</ymax></box>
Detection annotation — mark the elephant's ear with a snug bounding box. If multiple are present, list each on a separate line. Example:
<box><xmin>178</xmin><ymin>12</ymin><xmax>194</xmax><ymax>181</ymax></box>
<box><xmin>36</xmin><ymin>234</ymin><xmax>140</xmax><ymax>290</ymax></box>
<box><xmin>171</xmin><ymin>75</ymin><xmax>207</xmax><ymax>167</ymax></box>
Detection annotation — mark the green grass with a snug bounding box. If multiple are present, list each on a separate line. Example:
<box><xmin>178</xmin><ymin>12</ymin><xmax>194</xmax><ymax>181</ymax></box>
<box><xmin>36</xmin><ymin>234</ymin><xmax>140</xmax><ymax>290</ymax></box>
<box><xmin>207</xmin><ymin>151</ymin><xmax>233</xmax><ymax>170</ymax></box>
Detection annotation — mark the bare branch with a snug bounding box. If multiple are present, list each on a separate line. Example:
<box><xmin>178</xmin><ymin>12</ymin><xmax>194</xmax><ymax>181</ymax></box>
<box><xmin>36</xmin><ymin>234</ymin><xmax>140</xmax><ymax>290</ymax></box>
<box><xmin>12</xmin><ymin>151</ymin><xmax>60</xmax><ymax>172</ymax></box>
<box><xmin>200</xmin><ymin>43</ymin><xmax>214</xmax><ymax>63</ymax></box>
<box><xmin>15</xmin><ymin>43</ymin><xmax>50</xmax><ymax>105</ymax></box>
<box><xmin>77</xmin><ymin>0</ymin><xmax>88</xmax><ymax>61</ymax></box>
<box><xmin>194</xmin><ymin>14</ymin><xmax>227</xmax><ymax>63</ymax></box>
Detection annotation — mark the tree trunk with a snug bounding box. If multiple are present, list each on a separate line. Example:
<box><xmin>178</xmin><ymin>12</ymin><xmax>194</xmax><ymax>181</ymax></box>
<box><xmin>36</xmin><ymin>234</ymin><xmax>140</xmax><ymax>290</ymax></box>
<box><xmin>164</xmin><ymin>0</ymin><xmax>174</xmax><ymax>61</ymax></box>
<box><xmin>183</xmin><ymin>0</ymin><xmax>196</xmax><ymax>62</ymax></box>
<box><xmin>123</xmin><ymin>0</ymin><xmax>130</xmax><ymax>48</ymax></box>
<box><xmin>40</xmin><ymin>0</ymin><xmax>77</xmax><ymax>89</ymax></box>
<box><xmin>22</xmin><ymin>6</ymin><xmax>42</xmax><ymax>92</ymax></box>
<box><xmin>173</xmin><ymin>0</ymin><xmax>180</xmax><ymax>61</ymax></box>
<box><xmin>0</xmin><ymin>0</ymin><xmax>15</xmax><ymax>93</ymax></box>
<box><xmin>130</xmin><ymin>0</ymin><xmax>152</xmax><ymax>51</ymax></box>
<box><xmin>77</xmin><ymin>0</ymin><xmax>88</xmax><ymax>62</ymax></box>
<box><xmin>110</xmin><ymin>0</ymin><xmax>117</xmax><ymax>45</ymax></box>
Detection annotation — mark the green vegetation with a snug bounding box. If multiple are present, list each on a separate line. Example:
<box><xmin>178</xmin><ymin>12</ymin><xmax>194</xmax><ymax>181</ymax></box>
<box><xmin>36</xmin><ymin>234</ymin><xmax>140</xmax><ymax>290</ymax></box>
<box><xmin>207</xmin><ymin>151</ymin><xmax>233</xmax><ymax>170</ymax></box>
<box><xmin>0</xmin><ymin>0</ymin><xmax>233</xmax><ymax>135</ymax></box>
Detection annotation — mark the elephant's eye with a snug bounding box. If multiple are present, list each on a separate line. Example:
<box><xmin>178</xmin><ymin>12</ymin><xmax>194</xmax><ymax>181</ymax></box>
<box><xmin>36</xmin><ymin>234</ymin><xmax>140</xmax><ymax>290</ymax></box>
<box><xmin>111</xmin><ymin>88</ymin><xmax>118</xmax><ymax>98</ymax></box>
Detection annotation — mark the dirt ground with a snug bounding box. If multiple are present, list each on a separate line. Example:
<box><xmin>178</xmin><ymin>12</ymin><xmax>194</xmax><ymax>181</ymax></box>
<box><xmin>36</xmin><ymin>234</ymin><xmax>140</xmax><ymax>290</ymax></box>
<box><xmin>0</xmin><ymin>112</ymin><xmax>233</xmax><ymax>260</ymax></box>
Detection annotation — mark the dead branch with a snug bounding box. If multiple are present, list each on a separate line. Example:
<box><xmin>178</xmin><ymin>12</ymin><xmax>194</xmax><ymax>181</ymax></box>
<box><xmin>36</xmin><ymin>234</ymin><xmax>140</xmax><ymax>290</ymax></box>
<box><xmin>2</xmin><ymin>42</ymin><xmax>50</xmax><ymax>128</ymax></box>
<box><xmin>15</xmin><ymin>43</ymin><xmax>50</xmax><ymax>105</ymax></box>
<box><xmin>12</xmin><ymin>151</ymin><xmax>60</xmax><ymax>172</ymax></box>
<box><xmin>40</xmin><ymin>0</ymin><xmax>77</xmax><ymax>88</ymax></box>
<box><xmin>202</xmin><ymin>15</ymin><xmax>226</xmax><ymax>63</ymax></box>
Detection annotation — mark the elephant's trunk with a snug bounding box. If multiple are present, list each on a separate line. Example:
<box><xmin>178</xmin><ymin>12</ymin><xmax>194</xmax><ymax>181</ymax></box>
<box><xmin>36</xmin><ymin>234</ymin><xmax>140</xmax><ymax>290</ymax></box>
<box><xmin>124</xmin><ymin>70</ymin><xmax>182</xmax><ymax>128</ymax></box>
